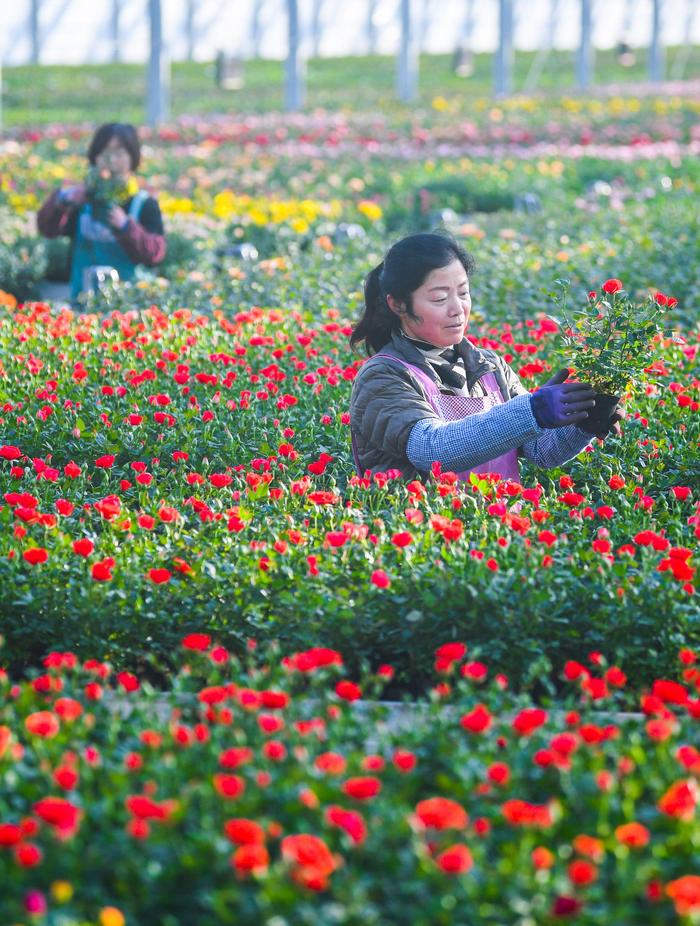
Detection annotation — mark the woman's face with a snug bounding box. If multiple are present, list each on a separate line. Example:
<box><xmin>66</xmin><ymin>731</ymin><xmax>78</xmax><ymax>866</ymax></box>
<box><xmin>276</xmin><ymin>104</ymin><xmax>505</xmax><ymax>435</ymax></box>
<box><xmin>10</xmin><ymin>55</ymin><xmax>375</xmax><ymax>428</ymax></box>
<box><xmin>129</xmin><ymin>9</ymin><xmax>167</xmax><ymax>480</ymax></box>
<box><xmin>389</xmin><ymin>259</ymin><xmax>471</xmax><ymax>348</ymax></box>
<box><xmin>95</xmin><ymin>136</ymin><xmax>132</xmax><ymax>180</ymax></box>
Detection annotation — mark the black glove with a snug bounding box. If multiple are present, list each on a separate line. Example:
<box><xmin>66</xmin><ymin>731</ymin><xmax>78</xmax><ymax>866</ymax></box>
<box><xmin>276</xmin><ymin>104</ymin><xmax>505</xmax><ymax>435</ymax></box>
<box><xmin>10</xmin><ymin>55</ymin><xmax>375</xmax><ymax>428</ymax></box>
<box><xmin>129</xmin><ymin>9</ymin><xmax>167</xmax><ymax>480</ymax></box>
<box><xmin>530</xmin><ymin>369</ymin><xmax>597</xmax><ymax>429</ymax></box>
<box><xmin>580</xmin><ymin>400</ymin><xmax>624</xmax><ymax>439</ymax></box>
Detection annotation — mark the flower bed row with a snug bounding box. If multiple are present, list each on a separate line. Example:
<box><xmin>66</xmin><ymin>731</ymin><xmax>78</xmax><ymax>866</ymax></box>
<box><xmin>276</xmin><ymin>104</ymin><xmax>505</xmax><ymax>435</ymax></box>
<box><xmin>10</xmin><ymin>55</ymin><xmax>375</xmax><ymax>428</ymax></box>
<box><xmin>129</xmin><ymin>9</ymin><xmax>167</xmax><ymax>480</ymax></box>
<box><xmin>0</xmin><ymin>267</ymin><xmax>697</xmax><ymax>688</ymax></box>
<box><xmin>0</xmin><ymin>634</ymin><xmax>698</xmax><ymax>925</ymax></box>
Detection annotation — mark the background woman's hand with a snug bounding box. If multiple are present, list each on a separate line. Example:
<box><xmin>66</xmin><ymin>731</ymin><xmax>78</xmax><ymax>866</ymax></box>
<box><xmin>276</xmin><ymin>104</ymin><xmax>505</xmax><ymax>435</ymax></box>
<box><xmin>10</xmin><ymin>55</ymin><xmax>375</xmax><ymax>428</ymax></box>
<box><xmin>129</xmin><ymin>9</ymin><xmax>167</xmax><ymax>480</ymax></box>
<box><xmin>107</xmin><ymin>204</ymin><xmax>128</xmax><ymax>230</ymax></box>
<box><xmin>60</xmin><ymin>183</ymin><xmax>88</xmax><ymax>206</ymax></box>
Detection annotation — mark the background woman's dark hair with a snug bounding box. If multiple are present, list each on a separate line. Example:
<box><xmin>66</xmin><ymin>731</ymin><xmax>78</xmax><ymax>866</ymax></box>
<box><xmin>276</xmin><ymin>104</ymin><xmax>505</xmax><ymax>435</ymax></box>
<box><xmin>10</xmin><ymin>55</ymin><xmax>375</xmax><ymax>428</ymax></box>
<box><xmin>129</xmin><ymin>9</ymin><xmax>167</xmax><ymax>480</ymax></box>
<box><xmin>350</xmin><ymin>232</ymin><xmax>475</xmax><ymax>355</ymax></box>
<box><xmin>87</xmin><ymin>123</ymin><xmax>141</xmax><ymax>171</ymax></box>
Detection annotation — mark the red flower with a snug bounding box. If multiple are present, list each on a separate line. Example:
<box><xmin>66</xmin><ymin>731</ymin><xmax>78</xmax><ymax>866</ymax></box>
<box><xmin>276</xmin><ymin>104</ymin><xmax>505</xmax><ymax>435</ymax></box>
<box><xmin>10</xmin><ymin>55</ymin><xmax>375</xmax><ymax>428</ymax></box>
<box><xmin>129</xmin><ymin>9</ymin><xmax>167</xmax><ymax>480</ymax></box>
<box><xmin>181</xmin><ymin>633</ymin><xmax>211</xmax><ymax>651</ymax></box>
<box><xmin>502</xmin><ymin>799</ymin><xmax>553</xmax><ymax>828</ymax></box>
<box><xmin>0</xmin><ymin>823</ymin><xmax>23</xmax><ymax>846</ymax></box>
<box><xmin>393</xmin><ymin>749</ymin><xmax>417</xmax><ymax>772</ymax></box>
<box><xmin>512</xmin><ymin>708</ymin><xmax>548</xmax><ymax>736</ymax></box>
<box><xmin>148</xmin><ymin>568</ymin><xmax>171</xmax><ymax>584</ymax></box>
<box><xmin>94</xmin><ymin>454</ymin><xmax>116</xmax><ymax>468</ymax></box>
<box><xmin>325</xmin><ymin>805</ymin><xmax>367</xmax><ymax>845</ymax></box>
<box><xmin>552</xmin><ymin>895</ymin><xmax>583</xmax><ymax>917</ymax></box>
<box><xmin>371</xmin><ymin>569</ymin><xmax>390</xmax><ymax>588</ymax></box>
<box><xmin>33</xmin><ymin>797</ymin><xmax>81</xmax><ymax>835</ymax></box>
<box><xmin>391</xmin><ymin>531</ymin><xmax>413</xmax><ymax>547</ymax></box>
<box><xmin>487</xmin><ymin>762</ymin><xmax>511</xmax><ymax>786</ymax></box>
<box><xmin>231</xmin><ymin>843</ymin><xmax>269</xmax><ymax>874</ymax></box>
<box><xmin>23</xmin><ymin>547</ymin><xmax>48</xmax><ymax>565</ymax></box>
<box><xmin>342</xmin><ymin>776</ymin><xmax>381</xmax><ymax>800</ymax></box>
<box><xmin>568</xmin><ymin>858</ymin><xmax>598</xmax><ymax>886</ymax></box>
<box><xmin>213</xmin><ymin>773</ymin><xmax>246</xmax><ymax>799</ymax></box>
<box><xmin>436</xmin><ymin>843</ymin><xmax>473</xmax><ymax>874</ymax></box>
<box><xmin>335</xmin><ymin>680</ymin><xmax>362</xmax><ymax>701</ymax></box>
<box><xmin>91</xmin><ymin>558</ymin><xmax>115</xmax><ymax>581</ymax></box>
<box><xmin>125</xmin><ymin>795</ymin><xmax>176</xmax><ymax>820</ymax></box>
<box><xmin>219</xmin><ymin>747</ymin><xmax>254</xmax><ymax>769</ymax></box>
<box><xmin>434</xmin><ymin>641</ymin><xmax>467</xmax><ymax>672</ymax></box>
<box><xmin>315</xmin><ymin>752</ymin><xmax>346</xmax><ymax>775</ymax></box>
<box><xmin>601</xmin><ymin>278</ymin><xmax>623</xmax><ymax>294</ymax></box>
<box><xmin>224</xmin><ymin>818</ymin><xmax>265</xmax><ymax>845</ymax></box>
<box><xmin>15</xmin><ymin>842</ymin><xmax>42</xmax><ymax>867</ymax></box>
<box><xmin>414</xmin><ymin>797</ymin><xmax>468</xmax><ymax>831</ymax></box>
<box><xmin>460</xmin><ymin>704</ymin><xmax>493</xmax><ymax>734</ymax></box>
<box><xmin>0</xmin><ymin>445</ymin><xmax>22</xmax><ymax>460</ymax></box>
<box><xmin>285</xmin><ymin>648</ymin><xmax>343</xmax><ymax>672</ymax></box>
<box><xmin>280</xmin><ymin>833</ymin><xmax>337</xmax><ymax>890</ymax></box>
<box><xmin>72</xmin><ymin>538</ymin><xmax>94</xmax><ymax>557</ymax></box>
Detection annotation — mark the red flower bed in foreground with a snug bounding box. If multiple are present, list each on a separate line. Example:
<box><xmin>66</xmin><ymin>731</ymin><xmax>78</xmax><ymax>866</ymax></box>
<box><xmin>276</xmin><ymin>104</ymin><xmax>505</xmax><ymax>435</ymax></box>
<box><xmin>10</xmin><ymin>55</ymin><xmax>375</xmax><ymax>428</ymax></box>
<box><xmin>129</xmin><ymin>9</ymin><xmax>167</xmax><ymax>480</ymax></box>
<box><xmin>0</xmin><ymin>636</ymin><xmax>698</xmax><ymax>925</ymax></box>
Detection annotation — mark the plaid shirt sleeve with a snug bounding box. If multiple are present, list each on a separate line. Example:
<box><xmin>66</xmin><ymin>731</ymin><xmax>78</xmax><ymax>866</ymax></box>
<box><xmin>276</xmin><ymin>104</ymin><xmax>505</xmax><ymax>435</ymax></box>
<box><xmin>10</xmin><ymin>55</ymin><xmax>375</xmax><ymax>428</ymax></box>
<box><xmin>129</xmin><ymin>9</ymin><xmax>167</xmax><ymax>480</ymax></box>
<box><xmin>501</xmin><ymin>358</ymin><xmax>593</xmax><ymax>468</ymax></box>
<box><xmin>406</xmin><ymin>393</ymin><xmax>542</xmax><ymax>472</ymax></box>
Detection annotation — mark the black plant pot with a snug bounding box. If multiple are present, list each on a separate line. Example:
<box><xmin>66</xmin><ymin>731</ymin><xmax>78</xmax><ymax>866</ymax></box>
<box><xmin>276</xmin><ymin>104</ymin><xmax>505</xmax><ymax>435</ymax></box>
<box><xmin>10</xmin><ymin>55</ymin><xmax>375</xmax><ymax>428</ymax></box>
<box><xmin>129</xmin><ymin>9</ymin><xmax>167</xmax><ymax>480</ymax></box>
<box><xmin>584</xmin><ymin>393</ymin><xmax>620</xmax><ymax>433</ymax></box>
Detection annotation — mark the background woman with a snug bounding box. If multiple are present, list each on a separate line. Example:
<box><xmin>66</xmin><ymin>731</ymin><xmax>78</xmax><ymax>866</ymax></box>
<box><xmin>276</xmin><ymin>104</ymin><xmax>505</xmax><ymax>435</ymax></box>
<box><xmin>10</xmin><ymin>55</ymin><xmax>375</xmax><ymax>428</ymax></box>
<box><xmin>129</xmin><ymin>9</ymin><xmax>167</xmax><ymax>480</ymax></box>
<box><xmin>37</xmin><ymin>122</ymin><xmax>166</xmax><ymax>302</ymax></box>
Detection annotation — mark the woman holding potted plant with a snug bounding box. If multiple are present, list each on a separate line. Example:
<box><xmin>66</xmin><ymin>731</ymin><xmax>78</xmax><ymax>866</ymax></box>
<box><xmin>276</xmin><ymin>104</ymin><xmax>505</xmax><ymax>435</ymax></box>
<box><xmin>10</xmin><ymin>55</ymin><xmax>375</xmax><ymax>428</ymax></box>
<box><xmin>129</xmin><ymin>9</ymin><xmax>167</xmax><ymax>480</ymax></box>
<box><xmin>37</xmin><ymin>122</ymin><xmax>167</xmax><ymax>303</ymax></box>
<box><xmin>349</xmin><ymin>233</ymin><xmax>619</xmax><ymax>481</ymax></box>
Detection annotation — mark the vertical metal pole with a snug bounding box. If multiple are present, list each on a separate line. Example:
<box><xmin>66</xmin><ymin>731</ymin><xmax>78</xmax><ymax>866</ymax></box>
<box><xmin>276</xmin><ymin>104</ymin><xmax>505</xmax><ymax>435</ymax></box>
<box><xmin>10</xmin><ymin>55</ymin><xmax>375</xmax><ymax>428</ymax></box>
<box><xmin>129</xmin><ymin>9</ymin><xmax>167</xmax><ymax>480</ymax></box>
<box><xmin>396</xmin><ymin>0</ymin><xmax>418</xmax><ymax>103</ymax></box>
<box><xmin>577</xmin><ymin>0</ymin><xmax>594</xmax><ymax>89</ymax></box>
<box><xmin>494</xmin><ymin>0</ymin><xmax>513</xmax><ymax>97</ymax></box>
<box><xmin>285</xmin><ymin>0</ymin><xmax>305</xmax><ymax>111</ymax></box>
<box><xmin>185</xmin><ymin>0</ymin><xmax>196</xmax><ymax>60</ymax></box>
<box><xmin>311</xmin><ymin>0</ymin><xmax>324</xmax><ymax>58</ymax></box>
<box><xmin>147</xmin><ymin>0</ymin><xmax>170</xmax><ymax>126</ymax></box>
<box><xmin>30</xmin><ymin>0</ymin><xmax>41</xmax><ymax>64</ymax></box>
<box><xmin>111</xmin><ymin>0</ymin><xmax>121</xmax><ymax>63</ymax></box>
<box><xmin>367</xmin><ymin>0</ymin><xmax>378</xmax><ymax>54</ymax></box>
<box><xmin>251</xmin><ymin>0</ymin><xmax>263</xmax><ymax>58</ymax></box>
<box><xmin>649</xmin><ymin>0</ymin><xmax>665</xmax><ymax>82</ymax></box>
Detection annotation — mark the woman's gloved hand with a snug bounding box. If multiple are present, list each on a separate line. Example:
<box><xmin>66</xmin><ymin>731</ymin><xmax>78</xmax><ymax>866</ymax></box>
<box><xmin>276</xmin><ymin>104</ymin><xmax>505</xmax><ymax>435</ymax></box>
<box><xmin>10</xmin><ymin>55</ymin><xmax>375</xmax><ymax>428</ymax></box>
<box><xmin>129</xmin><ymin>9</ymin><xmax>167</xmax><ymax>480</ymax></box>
<box><xmin>580</xmin><ymin>399</ymin><xmax>625</xmax><ymax>439</ymax></box>
<box><xmin>530</xmin><ymin>369</ymin><xmax>596</xmax><ymax>429</ymax></box>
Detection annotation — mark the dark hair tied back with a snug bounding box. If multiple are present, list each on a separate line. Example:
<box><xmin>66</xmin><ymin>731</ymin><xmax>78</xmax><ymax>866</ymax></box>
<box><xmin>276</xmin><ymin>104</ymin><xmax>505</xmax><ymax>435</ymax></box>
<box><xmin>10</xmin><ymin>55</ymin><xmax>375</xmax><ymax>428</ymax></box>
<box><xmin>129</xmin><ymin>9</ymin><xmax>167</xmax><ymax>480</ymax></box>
<box><xmin>350</xmin><ymin>232</ymin><xmax>475</xmax><ymax>355</ymax></box>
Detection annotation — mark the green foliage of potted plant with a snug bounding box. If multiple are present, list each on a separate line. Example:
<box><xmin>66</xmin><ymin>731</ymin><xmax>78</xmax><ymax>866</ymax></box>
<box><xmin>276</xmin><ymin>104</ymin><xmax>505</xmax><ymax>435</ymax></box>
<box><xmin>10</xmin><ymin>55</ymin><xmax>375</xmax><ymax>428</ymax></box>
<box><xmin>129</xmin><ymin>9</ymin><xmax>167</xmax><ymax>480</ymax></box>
<box><xmin>85</xmin><ymin>166</ymin><xmax>131</xmax><ymax>224</ymax></box>
<box><xmin>548</xmin><ymin>278</ymin><xmax>677</xmax><ymax>432</ymax></box>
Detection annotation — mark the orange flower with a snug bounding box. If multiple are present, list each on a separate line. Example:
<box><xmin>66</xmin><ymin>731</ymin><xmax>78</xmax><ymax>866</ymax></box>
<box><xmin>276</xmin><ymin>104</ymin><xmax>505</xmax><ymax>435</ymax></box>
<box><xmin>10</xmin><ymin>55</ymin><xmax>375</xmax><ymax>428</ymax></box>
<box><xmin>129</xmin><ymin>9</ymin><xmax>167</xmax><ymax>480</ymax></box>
<box><xmin>666</xmin><ymin>875</ymin><xmax>700</xmax><ymax>916</ymax></box>
<box><xmin>231</xmin><ymin>843</ymin><xmax>269</xmax><ymax>875</ymax></box>
<box><xmin>572</xmin><ymin>834</ymin><xmax>604</xmax><ymax>862</ymax></box>
<box><xmin>657</xmin><ymin>778</ymin><xmax>697</xmax><ymax>821</ymax></box>
<box><xmin>614</xmin><ymin>822</ymin><xmax>650</xmax><ymax>848</ymax></box>
<box><xmin>502</xmin><ymin>799</ymin><xmax>553</xmax><ymax>829</ymax></box>
<box><xmin>531</xmin><ymin>846</ymin><xmax>555</xmax><ymax>869</ymax></box>
<box><xmin>25</xmin><ymin>711</ymin><xmax>60</xmax><ymax>738</ymax></box>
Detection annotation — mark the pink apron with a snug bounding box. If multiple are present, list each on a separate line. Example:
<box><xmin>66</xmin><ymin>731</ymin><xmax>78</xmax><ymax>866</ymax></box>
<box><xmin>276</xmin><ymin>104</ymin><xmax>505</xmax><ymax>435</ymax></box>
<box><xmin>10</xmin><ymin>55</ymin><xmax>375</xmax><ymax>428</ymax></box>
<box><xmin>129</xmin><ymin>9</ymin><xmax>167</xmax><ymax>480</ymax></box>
<box><xmin>353</xmin><ymin>353</ymin><xmax>520</xmax><ymax>483</ymax></box>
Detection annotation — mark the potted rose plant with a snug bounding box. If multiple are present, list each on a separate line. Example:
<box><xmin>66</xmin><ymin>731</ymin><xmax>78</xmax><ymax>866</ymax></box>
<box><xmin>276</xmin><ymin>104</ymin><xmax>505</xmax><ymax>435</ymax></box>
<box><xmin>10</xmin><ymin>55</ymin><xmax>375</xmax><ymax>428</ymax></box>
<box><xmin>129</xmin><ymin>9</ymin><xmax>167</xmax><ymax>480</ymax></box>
<box><xmin>85</xmin><ymin>166</ymin><xmax>132</xmax><ymax>224</ymax></box>
<box><xmin>547</xmin><ymin>278</ymin><xmax>676</xmax><ymax>433</ymax></box>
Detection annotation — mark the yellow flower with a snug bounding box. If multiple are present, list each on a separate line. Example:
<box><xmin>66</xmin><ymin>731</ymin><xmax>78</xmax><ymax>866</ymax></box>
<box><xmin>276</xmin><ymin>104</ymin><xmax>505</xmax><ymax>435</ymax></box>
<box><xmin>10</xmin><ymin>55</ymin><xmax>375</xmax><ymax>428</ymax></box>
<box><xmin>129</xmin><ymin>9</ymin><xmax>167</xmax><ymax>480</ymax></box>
<box><xmin>357</xmin><ymin>200</ymin><xmax>382</xmax><ymax>222</ymax></box>
<box><xmin>431</xmin><ymin>95</ymin><xmax>449</xmax><ymax>112</ymax></box>
<box><xmin>51</xmin><ymin>881</ymin><xmax>74</xmax><ymax>903</ymax></box>
<box><xmin>99</xmin><ymin>907</ymin><xmax>125</xmax><ymax>926</ymax></box>
<box><xmin>290</xmin><ymin>217</ymin><xmax>310</xmax><ymax>234</ymax></box>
